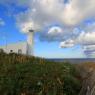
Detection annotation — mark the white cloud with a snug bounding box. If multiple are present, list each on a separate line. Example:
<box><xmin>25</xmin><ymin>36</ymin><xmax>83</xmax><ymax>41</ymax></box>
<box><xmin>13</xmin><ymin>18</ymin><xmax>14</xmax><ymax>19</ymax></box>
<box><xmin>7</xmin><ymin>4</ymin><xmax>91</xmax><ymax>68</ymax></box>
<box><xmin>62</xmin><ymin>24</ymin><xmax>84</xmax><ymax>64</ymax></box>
<box><xmin>1</xmin><ymin>0</ymin><xmax>95</xmax><ymax>30</ymax></box>
<box><xmin>60</xmin><ymin>31</ymin><xmax>95</xmax><ymax>57</ymax></box>
<box><xmin>77</xmin><ymin>31</ymin><xmax>95</xmax><ymax>57</ymax></box>
<box><xmin>48</xmin><ymin>26</ymin><xmax>63</xmax><ymax>35</ymax></box>
<box><xmin>38</xmin><ymin>0</ymin><xmax>95</xmax><ymax>26</ymax></box>
<box><xmin>16</xmin><ymin>9</ymin><xmax>42</xmax><ymax>33</ymax></box>
<box><xmin>14</xmin><ymin>0</ymin><xmax>95</xmax><ymax>34</ymax></box>
<box><xmin>77</xmin><ymin>32</ymin><xmax>95</xmax><ymax>45</ymax></box>
<box><xmin>60</xmin><ymin>39</ymin><xmax>75</xmax><ymax>48</ymax></box>
<box><xmin>0</xmin><ymin>18</ymin><xmax>5</xmax><ymax>26</ymax></box>
<box><xmin>83</xmin><ymin>45</ymin><xmax>95</xmax><ymax>57</ymax></box>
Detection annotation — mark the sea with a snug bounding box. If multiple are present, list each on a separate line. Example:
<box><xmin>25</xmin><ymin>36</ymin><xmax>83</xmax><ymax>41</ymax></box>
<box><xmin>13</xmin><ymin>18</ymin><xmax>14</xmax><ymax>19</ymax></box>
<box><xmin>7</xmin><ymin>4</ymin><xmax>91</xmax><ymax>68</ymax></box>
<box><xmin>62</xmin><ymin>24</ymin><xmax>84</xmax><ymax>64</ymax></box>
<box><xmin>47</xmin><ymin>58</ymin><xmax>95</xmax><ymax>64</ymax></box>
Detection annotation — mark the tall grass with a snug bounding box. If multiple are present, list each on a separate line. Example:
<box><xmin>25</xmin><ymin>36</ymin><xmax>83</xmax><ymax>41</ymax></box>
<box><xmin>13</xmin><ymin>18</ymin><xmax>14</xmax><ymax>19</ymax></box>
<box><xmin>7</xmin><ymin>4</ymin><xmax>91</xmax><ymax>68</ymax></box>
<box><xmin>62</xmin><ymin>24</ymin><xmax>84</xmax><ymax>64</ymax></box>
<box><xmin>0</xmin><ymin>53</ymin><xmax>82</xmax><ymax>95</ymax></box>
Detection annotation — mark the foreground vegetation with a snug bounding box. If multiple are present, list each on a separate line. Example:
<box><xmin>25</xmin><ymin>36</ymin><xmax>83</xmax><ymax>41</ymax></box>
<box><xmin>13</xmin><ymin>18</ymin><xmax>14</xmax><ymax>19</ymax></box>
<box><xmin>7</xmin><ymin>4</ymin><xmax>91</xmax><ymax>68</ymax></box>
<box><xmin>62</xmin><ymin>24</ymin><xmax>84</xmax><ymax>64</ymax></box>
<box><xmin>0</xmin><ymin>53</ymin><xmax>82</xmax><ymax>95</ymax></box>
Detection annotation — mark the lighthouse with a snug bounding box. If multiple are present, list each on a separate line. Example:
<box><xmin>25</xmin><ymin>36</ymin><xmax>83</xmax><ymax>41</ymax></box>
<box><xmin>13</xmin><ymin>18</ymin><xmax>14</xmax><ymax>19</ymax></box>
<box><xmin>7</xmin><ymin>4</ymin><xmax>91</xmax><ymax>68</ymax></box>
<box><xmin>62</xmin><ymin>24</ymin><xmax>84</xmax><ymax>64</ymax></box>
<box><xmin>27</xmin><ymin>29</ymin><xmax>34</xmax><ymax>56</ymax></box>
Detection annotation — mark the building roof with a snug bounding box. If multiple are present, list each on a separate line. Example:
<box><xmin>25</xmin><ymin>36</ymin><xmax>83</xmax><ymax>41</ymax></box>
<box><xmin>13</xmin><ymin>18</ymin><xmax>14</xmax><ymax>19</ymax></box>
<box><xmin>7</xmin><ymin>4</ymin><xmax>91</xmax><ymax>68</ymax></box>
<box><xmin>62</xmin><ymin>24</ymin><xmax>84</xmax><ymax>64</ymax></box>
<box><xmin>0</xmin><ymin>41</ymin><xmax>27</xmax><ymax>48</ymax></box>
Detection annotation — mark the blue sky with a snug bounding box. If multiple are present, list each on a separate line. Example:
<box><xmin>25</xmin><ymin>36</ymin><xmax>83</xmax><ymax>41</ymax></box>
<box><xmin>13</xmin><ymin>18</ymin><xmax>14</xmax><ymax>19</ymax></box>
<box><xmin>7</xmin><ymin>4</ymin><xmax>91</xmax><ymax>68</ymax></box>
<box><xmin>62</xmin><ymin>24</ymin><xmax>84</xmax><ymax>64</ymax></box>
<box><xmin>0</xmin><ymin>0</ymin><xmax>95</xmax><ymax>58</ymax></box>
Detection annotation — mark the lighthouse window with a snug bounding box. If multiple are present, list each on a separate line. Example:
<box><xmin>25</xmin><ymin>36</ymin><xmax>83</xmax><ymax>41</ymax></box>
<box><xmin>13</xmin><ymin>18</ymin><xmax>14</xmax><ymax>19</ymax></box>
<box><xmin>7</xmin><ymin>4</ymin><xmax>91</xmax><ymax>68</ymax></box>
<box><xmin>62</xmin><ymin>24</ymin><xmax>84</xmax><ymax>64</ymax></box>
<box><xmin>18</xmin><ymin>49</ymin><xmax>22</xmax><ymax>54</ymax></box>
<box><xmin>10</xmin><ymin>50</ymin><xmax>13</xmax><ymax>53</ymax></box>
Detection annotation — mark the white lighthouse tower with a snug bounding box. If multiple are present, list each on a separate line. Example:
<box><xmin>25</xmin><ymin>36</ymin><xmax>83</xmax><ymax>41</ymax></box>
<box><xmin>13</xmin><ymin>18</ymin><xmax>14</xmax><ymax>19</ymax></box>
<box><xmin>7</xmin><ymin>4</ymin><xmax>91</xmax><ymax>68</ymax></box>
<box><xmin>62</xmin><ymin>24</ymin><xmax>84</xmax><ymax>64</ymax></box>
<box><xmin>27</xmin><ymin>29</ymin><xmax>34</xmax><ymax>56</ymax></box>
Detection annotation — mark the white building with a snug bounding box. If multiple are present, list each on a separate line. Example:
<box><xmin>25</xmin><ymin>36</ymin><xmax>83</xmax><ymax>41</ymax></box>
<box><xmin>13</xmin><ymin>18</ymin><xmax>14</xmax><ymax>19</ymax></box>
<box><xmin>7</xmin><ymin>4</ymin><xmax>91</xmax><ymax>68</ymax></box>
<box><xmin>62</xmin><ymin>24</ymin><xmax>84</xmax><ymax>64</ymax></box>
<box><xmin>0</xmin><ymin>42</ymin><xmax>28</xmax><ymax>55</ymax></box>
<box><xmin>0</xmin><ymin>30</ymin><xmax>34</xmax><ymax>56</ymax></box>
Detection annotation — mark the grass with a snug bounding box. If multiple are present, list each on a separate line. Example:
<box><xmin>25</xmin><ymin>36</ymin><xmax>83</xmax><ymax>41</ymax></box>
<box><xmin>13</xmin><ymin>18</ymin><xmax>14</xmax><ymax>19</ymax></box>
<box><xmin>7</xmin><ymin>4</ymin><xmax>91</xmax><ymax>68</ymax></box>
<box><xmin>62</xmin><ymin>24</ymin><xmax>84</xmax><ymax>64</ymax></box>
<box><xmin>0</xmin><ymin>52</ymin><xmax>82</xmax><ymax>95</ymax></box>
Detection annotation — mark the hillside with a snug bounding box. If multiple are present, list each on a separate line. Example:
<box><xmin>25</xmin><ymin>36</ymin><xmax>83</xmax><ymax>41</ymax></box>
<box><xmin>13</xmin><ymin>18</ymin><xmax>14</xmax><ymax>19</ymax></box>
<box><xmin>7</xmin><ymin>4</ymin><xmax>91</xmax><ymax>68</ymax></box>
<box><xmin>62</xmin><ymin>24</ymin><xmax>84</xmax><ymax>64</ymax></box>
<box><xmin>0</xmin><ymin>52</ymin><xmax>82</xmax><ymax>95</ymax></box>
<box><xmin>76</xmin><ymin>62</ymin><xmax>95</xmax><ymax>95</ymax></box>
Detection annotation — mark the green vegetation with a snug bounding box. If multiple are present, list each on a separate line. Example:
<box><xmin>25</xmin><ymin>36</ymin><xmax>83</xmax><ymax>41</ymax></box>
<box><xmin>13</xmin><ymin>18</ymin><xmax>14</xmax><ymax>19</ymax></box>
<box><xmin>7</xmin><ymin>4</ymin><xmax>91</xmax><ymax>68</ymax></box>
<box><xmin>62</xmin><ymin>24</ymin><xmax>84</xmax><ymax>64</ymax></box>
<box><xmin>0</xmin><ymin>53</ymin><xmax>81</xmax><ymax>95</ymax></box>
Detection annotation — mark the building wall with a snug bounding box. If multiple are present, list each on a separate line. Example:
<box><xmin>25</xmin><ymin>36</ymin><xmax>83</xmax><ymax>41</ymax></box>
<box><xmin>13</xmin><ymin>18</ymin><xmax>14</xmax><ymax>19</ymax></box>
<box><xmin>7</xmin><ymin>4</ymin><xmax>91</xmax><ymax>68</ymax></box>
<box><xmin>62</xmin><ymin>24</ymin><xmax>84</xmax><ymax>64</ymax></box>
<box><xmin>0</xmin><ymin>42</ymin><xmax>27</xmax><ymax>55</ymax></box>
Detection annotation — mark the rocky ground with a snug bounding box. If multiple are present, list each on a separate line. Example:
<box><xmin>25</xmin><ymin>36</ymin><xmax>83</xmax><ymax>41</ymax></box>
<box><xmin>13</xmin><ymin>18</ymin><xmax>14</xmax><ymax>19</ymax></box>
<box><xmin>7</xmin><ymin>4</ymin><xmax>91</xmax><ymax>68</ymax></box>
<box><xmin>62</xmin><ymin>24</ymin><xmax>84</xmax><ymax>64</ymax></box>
<box><xmin>77</xmin><ymin>62</ymin><xmax>95</xmax><ymax>95</ymax></box>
